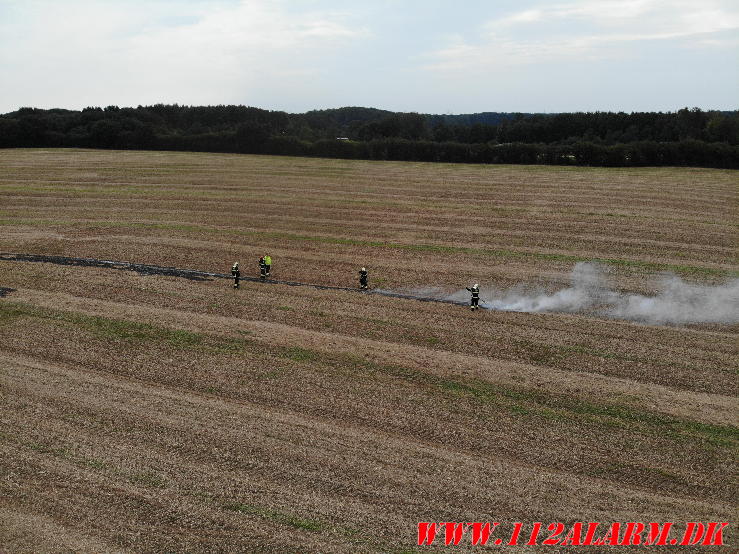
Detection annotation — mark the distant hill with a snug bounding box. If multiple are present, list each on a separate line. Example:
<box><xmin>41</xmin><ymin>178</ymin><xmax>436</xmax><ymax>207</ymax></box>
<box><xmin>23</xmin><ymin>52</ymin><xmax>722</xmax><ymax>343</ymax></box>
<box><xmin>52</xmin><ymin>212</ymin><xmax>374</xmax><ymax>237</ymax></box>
<box><xmin>297</xmin><ymin>107</ymin><xmax>529</xmax><ymax>135</ymax></box>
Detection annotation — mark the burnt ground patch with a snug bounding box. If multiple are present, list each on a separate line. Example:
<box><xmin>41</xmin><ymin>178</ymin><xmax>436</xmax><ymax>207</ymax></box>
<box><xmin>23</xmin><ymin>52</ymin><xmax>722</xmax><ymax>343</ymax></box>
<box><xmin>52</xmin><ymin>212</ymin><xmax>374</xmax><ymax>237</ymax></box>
<box><xmin>0</xmin><ymin>252</ymin><xmax>217</xmax><ymax>282</ymax></box>
<box><xmin>0</xmin><ymin>252</ymin><xmax>468</xmax><ymax>307</ymax></box>
<box><xmin>0</xmin><ymin>287</ymin><xmax>16</xmax><ymax>297</ymax></box>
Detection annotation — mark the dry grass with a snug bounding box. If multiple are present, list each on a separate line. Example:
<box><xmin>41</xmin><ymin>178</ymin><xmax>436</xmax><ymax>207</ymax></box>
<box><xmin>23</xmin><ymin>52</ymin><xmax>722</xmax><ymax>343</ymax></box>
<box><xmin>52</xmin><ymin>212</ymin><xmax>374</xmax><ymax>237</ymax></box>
<box><xmin>0</xmin><ymin>149</ymin><xmax>736</xmax><ymax>552</ymax></box>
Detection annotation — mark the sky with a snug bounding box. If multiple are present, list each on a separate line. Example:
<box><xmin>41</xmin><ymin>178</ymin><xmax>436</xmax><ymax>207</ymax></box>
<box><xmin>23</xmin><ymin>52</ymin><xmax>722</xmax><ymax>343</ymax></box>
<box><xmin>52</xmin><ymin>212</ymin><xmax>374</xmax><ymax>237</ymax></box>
<box><xmin>1</xmin><ymin>0</ymin><xmax>737</xmax><ymax>114</ymax></box>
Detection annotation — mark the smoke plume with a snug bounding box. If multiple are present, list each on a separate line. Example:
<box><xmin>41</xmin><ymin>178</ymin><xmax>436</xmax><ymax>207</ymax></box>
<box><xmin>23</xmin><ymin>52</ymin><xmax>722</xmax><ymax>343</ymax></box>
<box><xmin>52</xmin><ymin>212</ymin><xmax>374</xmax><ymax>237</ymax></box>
<box><xmin>455</xmin><ymin>263</ymin><xmax>739</xmax><ymax>325</ymax></box>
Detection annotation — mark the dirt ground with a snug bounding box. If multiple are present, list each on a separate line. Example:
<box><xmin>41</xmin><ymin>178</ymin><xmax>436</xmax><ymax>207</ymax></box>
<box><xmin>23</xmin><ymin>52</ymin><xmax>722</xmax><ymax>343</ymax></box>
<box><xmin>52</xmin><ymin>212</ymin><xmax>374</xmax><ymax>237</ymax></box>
<box><xmin>0</xmin><ymin>149</ymin><xmax>736</xmax><ymax>552</ymax></box>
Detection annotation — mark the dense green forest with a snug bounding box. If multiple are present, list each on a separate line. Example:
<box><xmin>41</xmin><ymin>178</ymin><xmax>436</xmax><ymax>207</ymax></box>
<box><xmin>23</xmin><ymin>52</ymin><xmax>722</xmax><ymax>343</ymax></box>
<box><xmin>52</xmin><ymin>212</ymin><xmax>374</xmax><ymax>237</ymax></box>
<box><xmin>1</xmin><ymin>105</ymin><xmax>737</xmax><ymax>168</ymax></box>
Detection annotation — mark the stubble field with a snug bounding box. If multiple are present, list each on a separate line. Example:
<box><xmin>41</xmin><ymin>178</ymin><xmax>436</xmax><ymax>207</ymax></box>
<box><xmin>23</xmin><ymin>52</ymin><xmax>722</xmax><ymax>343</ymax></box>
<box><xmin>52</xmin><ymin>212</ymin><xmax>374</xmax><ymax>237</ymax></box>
<box><xmin>0</xmin><ymin>149</ymin><xmax>737</xmax><ymax>552</ymax></box>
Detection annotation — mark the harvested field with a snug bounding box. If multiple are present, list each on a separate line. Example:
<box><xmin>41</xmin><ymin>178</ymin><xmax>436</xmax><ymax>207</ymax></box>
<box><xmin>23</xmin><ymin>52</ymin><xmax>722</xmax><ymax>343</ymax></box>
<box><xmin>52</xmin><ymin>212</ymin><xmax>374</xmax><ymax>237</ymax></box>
<box><xmin>0</xmin><ymin>148</ymin><xmax>737</xmax><ymax>552</ymax></box>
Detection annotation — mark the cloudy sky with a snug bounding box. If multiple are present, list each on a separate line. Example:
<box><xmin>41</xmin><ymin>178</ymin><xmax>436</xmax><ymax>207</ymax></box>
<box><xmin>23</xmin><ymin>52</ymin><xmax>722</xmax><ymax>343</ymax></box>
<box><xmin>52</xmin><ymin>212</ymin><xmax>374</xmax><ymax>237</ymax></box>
<box><xmin>1</xmin><ymin>0</ymin><xmax>737</xmax><ymax>114</ymax></box>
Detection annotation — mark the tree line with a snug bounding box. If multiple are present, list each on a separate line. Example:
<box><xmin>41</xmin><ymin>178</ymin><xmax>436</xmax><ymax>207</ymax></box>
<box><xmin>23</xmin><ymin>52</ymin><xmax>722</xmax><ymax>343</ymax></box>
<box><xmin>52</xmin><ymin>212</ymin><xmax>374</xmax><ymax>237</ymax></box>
<box><xmin>1</xmin><ymin>104</ymin><xmax>737</xmax><ymax>168</ymax></box>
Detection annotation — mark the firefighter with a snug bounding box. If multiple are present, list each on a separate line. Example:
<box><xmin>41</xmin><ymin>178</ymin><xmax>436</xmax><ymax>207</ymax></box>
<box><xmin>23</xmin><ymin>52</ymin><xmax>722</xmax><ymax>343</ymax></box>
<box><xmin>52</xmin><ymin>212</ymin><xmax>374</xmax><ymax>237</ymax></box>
<box><xmin>264</xmin><ymin>253</ymin><xmax>272</xmax><ymax>276</ymax></box>
<box><xmin>466</xmin><ymin>283</ymin><xmax>480</xmax><ymax>311</ymax></box>
<box><xmin>359</xmin><ymin>267</ymin><xmax>368</xmax><ymax>290</ymax></box>
<box><xmin>259</xmin><ymin>256</ymin><xmax>267</xmax><ymax>280</ymax></box>
<box><xmin>231</xmin><ymin>262</ymin><xmax>240</xmax><ymax>289</ymax></box>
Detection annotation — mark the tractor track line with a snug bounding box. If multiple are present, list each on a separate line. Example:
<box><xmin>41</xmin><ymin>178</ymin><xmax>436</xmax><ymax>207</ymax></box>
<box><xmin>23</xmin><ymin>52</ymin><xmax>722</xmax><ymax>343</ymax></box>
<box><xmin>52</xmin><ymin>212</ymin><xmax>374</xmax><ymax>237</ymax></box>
<box><xmin>0</xmin><ymin>252</ymin><xmax>468</xmax><ymax>307</ymax></box>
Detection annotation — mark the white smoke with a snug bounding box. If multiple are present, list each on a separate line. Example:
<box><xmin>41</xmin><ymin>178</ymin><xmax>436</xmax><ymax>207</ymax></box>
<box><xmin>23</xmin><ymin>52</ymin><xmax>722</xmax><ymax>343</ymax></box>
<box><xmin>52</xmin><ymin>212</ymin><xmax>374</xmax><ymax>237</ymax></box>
<box><xmin>606</xmin><ymin>276</ymin><xmax>739</xmax><ymax>324</ymax></box>
<box><xmin>458</xmin><ymin>262</ymin><xmax>739</xmax><ymax>325</ymax></box>
<box><xmin>485</xmin><ymin>262</ymin><xmax>615</xmax><ymax>314</ymax></box>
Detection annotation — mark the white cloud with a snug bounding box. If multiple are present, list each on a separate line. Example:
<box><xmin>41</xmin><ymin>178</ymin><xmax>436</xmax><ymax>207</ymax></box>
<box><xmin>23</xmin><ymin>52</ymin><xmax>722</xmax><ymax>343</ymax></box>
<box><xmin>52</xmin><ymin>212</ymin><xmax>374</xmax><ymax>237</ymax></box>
<box><xmin>492</xmin><ymin>9</ymin><xmax>544</xmax><ymax>27</ymax></box>
<box><xmin>0</xmin><ymin>0</ymin><xmax>368</xmax><ymax>111</ymax></box>
<box><xmin>426</xmin><ymin>0</ymin><xmax>739</xmax><ymax>72</ymax></box>
<box><xmin>549</xmin><ymin>0</ymin><xmax>656</xmax><ymax>22</ymax></box>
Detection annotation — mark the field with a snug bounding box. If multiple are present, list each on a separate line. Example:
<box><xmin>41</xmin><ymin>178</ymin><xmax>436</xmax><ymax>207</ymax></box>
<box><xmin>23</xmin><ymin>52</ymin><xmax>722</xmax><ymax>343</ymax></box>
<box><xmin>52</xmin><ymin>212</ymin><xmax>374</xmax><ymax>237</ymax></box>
<box><xmin>0</xmin><ymin>149</ymin><xmax>736</xmax><ymax>552</ymax></box>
